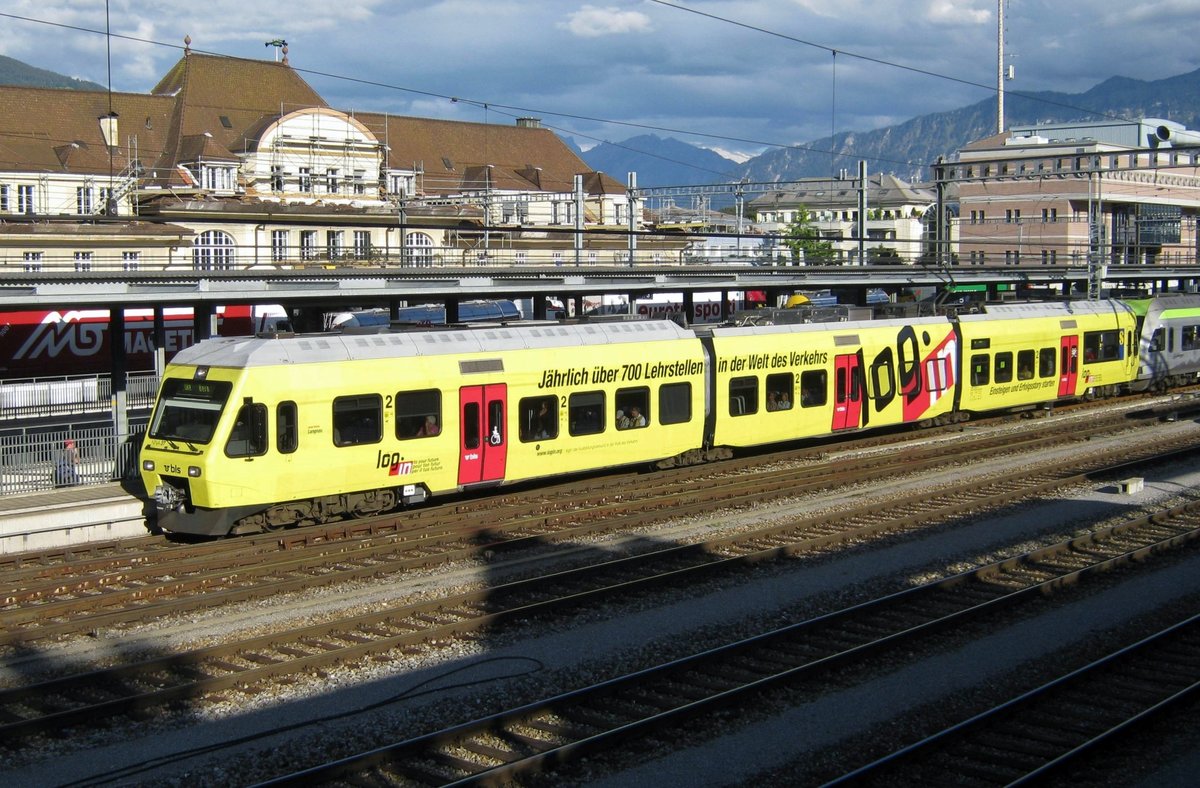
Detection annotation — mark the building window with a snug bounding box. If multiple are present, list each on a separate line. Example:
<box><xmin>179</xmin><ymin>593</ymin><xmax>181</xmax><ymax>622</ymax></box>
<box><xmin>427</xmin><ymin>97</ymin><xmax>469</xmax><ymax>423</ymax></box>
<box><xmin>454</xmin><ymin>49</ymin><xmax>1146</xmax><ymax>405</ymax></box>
<box><xmin>351</xmin><ymin>170</ymin><xmax>366</xmax><ymax>195</ymax></box>
<box><xmin>326</xmin><ymin>230</ymin><xmax>344</xmax><ymax>260</ymax></box>
<box><xmin>271</xmin><ymin>230</ymin><xmax>289</xmax><ymax>262</ymax></box>
<box><xmin>326</xmin><ymin>169</ymin><xmax>339</xmax><ymax>194</ymax></box>
<box><xmin>74</xmin><ymin>251</ymin><xmax>93</xmax><ymax>272</ymax></box>
<box><xmin>405</xmin><ymin>232</ymin><xmax>433</xmax><ymax>267</ymax></box>
<box><xmin>122</xmin><ymin>251</ymin><xmax>140</xmax><ymax>271</ymax></box>
<box><xmin>18</xmin><ymin>184</ymin><xmax>35</xmax><ymax>213</ymax></box>
<box><xmin>200</xmin><ymin>165</ymin><xmax>235</xmax><ymax>191</ymax></box>
<box><xmin>76</xmin><ymin>186</ymin><xmax>94</xmax><ymax>215</ymax></box>
<box><xmin>193</xmin><ymin>229</ymin><xmax>236</xmax><ymax>270</ymax></box>
<box><xmin>353</xmin><ymin>230</ymin><xmax>370</xmax><ymax>260</ymax></box>
<box><xmin>23</xmin><ymin>251</ymin><xmax>42</xmax><ymax>272</ymax></box>
<box><xmin>271</xmin><ymin>166</ymin><xmax>285</xmax><ymax>192</ymax></box>
<box><xmin>0</xmin><ymin>184</ymin><xmax>7</xmax><ymax>212</ymax></box>
<box><xmin>388</xmin><ymin>173</ymin><xmax>413</xmax><ymax>196</ymax></box>
<box><xmin>299</xmin><ymin>230</ymin><xmax>317</xmax><ymax>261</ymax></box>
<box><xmin>298</xmin><ymin>167</ymin><xmax>312</xmax><ymax>192</ymax></box>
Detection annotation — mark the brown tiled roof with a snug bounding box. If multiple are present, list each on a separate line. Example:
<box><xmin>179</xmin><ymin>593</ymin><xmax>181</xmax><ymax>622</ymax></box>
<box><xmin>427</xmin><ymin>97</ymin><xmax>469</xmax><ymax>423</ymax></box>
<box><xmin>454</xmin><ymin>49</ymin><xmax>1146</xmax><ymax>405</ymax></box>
<box><xmin>0</xmin><ymin>53</ymin><xmax>608</xmax><ymax>199</ymax></box>
<box><xmin>353</xmin><ymin>113</ymin><xmax>611</xmax><ymax>197</ymax></box>
<box><xmin>0</xmin><ymin>87</ymin><xmax>173</xmax><ymax>176</ymax></box>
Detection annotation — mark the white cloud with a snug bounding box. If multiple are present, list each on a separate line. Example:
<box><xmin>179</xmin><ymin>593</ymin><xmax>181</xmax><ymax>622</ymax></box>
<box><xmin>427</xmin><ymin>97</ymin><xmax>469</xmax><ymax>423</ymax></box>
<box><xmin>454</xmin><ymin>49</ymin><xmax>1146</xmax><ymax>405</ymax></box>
<box><xmin>560</xmin><ymin>5</ymin><xmax>653</xmax><ymax>37</ymax></box>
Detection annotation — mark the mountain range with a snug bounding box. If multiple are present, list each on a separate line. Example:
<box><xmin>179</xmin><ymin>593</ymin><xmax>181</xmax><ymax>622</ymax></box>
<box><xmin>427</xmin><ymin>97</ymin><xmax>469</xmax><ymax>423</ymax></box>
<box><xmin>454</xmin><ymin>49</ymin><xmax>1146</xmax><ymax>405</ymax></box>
<box><xmin>0</xmin><ymin>54</ymin><xmax>104</xmax><ymax>91</ymax></box>
<box><xmin>580</xmin><ymin>68</ymin><xmax>1200</xmax><ymax>187</ymax></box>
<box><xmin>3</xmin><ymin>52</ymin><xmax>1197</xmax><ymax>188</ymax></box>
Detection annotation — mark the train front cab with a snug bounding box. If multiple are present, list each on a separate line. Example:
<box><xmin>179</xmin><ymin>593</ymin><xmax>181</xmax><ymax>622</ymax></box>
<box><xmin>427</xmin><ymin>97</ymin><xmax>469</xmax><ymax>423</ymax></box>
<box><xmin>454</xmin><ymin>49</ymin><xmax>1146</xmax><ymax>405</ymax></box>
<box><xmin>707</xmin><ymin>315</ymin><xmax>959</xmax><ymax>449</ymax></box>
<box><xmin>955</xmin><ymin>301</ymin><xmax>1138</xmax><ymax>415</ymax></box>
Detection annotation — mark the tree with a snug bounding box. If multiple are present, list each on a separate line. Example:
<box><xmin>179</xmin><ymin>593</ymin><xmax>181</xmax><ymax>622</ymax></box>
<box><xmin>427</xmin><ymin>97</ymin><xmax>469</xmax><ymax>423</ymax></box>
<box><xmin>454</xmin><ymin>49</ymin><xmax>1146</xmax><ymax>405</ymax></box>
<box><xmin>781</xmin><ymin>206</ymin><xmax>835</xmax><ymax>265</ymax></box>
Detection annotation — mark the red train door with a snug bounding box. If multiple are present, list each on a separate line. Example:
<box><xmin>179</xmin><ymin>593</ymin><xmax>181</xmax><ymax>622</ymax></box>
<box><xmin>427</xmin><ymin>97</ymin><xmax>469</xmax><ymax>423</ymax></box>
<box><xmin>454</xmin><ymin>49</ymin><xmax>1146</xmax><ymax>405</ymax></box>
<box><xmin>832</xmin><ymin>353</ymin><xmax>863</xmax><ymax>431</ymax></box>
<box><xmin>1058</xmin><ymin>336</ymin><xmax>1079</xmax><ymax>397</ymax></box>
<box><xmin>458</xmin><ymin>384</ymin><xmax>508</xmax><ymax>485</ymax></box>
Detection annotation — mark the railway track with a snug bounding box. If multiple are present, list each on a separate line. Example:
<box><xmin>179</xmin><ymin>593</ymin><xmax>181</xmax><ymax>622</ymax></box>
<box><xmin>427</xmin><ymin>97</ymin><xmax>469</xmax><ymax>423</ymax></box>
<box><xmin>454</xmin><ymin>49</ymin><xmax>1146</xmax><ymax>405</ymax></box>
<box><xmin>828</xmin><ymin>612</ymin><xmax>1200</xmax><ymax>786</ymax></box>
<box><xmin>0</xmin><ymin>400</ymin><xmax>1185</xmax><ymax>647</ymax></box>
<box><xmin>0</xmin><ymin>399</ymin><xmax>1187</xmax><ymax>646</ymax></box>
<box><xmin>250</xmin><ymin>499</ymin><xmax>1200</xmax><ymax>787</ymax></box>
<box><xmin>0</xmin><ymin>435</ymin><xmax>1197</xmax><ymax>745</ymax></box>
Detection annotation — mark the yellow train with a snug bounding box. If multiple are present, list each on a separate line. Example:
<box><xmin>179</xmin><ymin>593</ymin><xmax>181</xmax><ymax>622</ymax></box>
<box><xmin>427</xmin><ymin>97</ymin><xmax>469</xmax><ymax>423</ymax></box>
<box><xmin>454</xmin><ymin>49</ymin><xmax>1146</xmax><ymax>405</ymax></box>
<box><xmin>141</xmin><ymin>299</ymin><xmax>1138</xmax><ymax>536</ymax></box>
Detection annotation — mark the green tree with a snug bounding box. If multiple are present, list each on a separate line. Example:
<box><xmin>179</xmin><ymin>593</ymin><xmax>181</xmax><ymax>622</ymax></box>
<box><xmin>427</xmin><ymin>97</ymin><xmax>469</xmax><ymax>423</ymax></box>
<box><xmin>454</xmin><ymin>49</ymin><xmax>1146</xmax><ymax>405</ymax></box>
<box><xmin>781</xmin><ymin>206</ymin><xmax>835</xmax><ymax>264</ymax></box>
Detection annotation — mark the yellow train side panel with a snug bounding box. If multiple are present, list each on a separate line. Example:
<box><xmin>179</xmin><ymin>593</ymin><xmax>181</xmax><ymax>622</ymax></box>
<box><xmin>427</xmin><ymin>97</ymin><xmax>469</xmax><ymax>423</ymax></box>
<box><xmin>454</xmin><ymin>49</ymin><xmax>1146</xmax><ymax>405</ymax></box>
<box><xmin>709</xmin><ymin>317</ymin><xmax>959</xmax><ymax>448</ymax></box>
<box><xmin>956</xmin><ymin>303</ymin><xmax>1138</xmax><ymax>413</ymax></box>
<box><xmin>141</xmin><ymin>337</ymin><xmax>707</xmax><ymax>518</ymax></box>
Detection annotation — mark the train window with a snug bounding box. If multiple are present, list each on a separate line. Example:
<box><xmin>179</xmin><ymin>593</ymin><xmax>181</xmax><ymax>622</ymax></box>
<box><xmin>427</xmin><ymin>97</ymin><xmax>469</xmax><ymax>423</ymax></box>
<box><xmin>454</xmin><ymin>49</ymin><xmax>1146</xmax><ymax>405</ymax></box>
<box><xmin>1183</xmin><ymin>325</ymin><xmax>1200</xmax><ymax>351</ymax></box>
<box><xmin>568</xmin><ymin>391</ymin><xmax>605</xmax><ymax>436</ymax></box>
<box><xmin>332</xmin><ymin>395</ymin><xmax>382</xmax><ymax>447</ymax></box>
<box><xmin>1083</xmin><ymin>330</ymin><xmax>1121</xmax><ymax>362</ymax></box>
<box><xmin>520</xmin><ymin>396</ymin><xmax>558</xmax><ymax>441</ymax></box>
<box><xmin>729</xmin><ymin>376</ymin><xmax>758</xmax><ymax>417</ymax></box>
<box><xmin>463</xmin><ymin>402</ymin><xmax>480</xmax><ymax>449</ymax></box>
<box><xmin>994</xmin><ymin>352</ymin><xmax>1013</xmax><ymax>384</ymax></box>
<box><xmin>765</xmin><ymin>373</ymin><xmax>794</xmax><ymax>411</ymax></box>
<box><xmin>1038</xmin><ymin>348</ymin><xmax>1056</xmax><ymax>378</ymax></box>
<box><xmin>1016</xmin><ymin>351</ymin><xmax>1035</xmax><ymax>381</ymax></box>
<box><xmin>870</xmin><ymin>361</ymin><xmax>894</xmax><ymax>403</ymax></box>
<box><xmin>1149</xmin><ymin>328</ymin><xmax>1163</xmax><ymax>352</ymax></box>
<box><xmin>800</xmin><ymin>370</ymin><xmax>827</xmax><ymax>407</ymax></box>
<box><xmin>487</xmin><ymin>399</ymin><xmax>504</xmax><ymax>444</ymax></box>
<box><xmin>277</xmin><ymin>401</ymin><xmax>298</xmax><ymax>454</ymax></box>
<box><xmin>226</xmin><ymin>402</ymin><xmax>268</xmax><ymax>458</ymax></box>
<box><xmin>970</xmin><ymin>355</ymin><xmax>990</xmax><ymax>386</ymax></box>
<box><xmin>396</xmin><ymin>389</ymin><xmax>442</xmax><ymax>440</ymax></box>
<box><xmin>658</xmin><ymin>383</ymin><xmax>691</xmax><ymax>425</ymax></box>
<box><xmin>1062</xmin><ymin>345</ymin><xmax>1077</xmax><ymax>375</ymax></box>
<box><xmin>615</xmin><ymin>387</ymin><xmax>649</xmax><ymax>429</ymax></box>
<box><xmin>149</xmin><ymin>378</ymin><xmax>232</xmax><ymax>444</ymax></box>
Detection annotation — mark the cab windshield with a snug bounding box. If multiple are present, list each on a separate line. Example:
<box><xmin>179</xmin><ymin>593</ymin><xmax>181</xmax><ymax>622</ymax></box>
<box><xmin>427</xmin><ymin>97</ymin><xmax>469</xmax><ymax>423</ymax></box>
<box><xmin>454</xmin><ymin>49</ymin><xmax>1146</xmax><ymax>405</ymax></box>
<box><xmin>148</xmin><ymin>378</ymin><xmax>233</xmax><ymax>444</ymax></box>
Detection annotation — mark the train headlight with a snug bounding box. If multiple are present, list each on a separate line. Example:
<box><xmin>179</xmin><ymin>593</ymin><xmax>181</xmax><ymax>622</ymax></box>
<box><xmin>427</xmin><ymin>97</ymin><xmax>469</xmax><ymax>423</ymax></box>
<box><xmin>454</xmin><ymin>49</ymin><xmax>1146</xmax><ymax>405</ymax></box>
<box><xmin>188</xmin><ymin>466</ymin><xmax>202</xmax><ymax>478</ymax></box>
<box><xmin>142</xmin><ymin>460</ymin><xmax>155</xmax><ymax>471</ymax></box>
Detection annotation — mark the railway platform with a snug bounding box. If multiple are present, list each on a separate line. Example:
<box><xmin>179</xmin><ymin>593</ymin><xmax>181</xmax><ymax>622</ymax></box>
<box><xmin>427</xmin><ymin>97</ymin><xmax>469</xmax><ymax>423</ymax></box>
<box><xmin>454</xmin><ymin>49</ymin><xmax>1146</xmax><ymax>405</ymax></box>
<box><xmin>0</xmin><ymin>480</ymin><xmax>150</xmax><ymax>555</ymax></box>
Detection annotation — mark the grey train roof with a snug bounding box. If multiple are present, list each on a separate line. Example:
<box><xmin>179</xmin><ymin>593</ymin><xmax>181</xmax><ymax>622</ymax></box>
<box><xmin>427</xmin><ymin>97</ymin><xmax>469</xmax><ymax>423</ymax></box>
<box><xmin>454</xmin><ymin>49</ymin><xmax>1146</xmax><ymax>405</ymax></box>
<box><xmin>169</xmin><ymin>320</ymin><xmax>699</xmax><ymax>369</ymax></box>
<box><xmin>958</xmin><ymin>299</ymin><xmax>1135</xmax><ymax>323</ymax></box>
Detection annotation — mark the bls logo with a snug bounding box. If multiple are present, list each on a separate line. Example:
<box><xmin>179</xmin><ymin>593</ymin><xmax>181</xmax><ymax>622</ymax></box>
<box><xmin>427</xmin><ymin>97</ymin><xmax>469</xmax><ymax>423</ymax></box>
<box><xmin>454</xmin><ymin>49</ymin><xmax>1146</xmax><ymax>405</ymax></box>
<box><xmin>376</xmin><ymin>450</ymin><xmax>412</xmax><ymax>476</ymax></box>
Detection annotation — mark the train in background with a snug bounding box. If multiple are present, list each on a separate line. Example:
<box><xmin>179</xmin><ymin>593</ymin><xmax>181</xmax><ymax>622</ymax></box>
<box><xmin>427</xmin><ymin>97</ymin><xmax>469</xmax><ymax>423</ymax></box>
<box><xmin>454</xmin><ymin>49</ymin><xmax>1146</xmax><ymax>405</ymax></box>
<box><xmin>0</xmin><ymin>305</ymin><xmax>289</xmax><ymax>379</ymax></box>
<box><xmin>141</xmin><ymin>295</ymin><xmax>1153</xmax><ymax>537</ymax></box>
<box><xmin>326</xmin><ymin>299</ymin><xmax>523</xmax><ymax>331</ymax></box>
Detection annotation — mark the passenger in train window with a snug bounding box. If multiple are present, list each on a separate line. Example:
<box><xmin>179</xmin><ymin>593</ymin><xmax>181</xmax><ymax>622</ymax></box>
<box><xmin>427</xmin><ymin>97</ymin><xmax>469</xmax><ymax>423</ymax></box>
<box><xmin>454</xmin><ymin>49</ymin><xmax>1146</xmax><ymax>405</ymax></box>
<box><xmin>627</xmin><ymin>405</ymin><xmax>646</xmax><ymax>428</ymax></box>
<box><xmin>777</xmin><ymin>390</ymin><xmax>792</xmax><ymax>409</ymax></box>
<box><xmin>616</xmin><ymin>408</ymin><xmax>631</xmax><ymax>429</ymax></box>
<box><xmin>533</xmin><ymin>401</ymin><xmax>552</xmax><ymax>439</ymax></box>
<box><xmin>766</xmin><ymin>391</ymin><xmax>779</xmax><ymax>411</ymax></box>
<box><xmin>416</xmin><ymin>414</ymin><xmax>440</xmax><ymax>437</ymax></box>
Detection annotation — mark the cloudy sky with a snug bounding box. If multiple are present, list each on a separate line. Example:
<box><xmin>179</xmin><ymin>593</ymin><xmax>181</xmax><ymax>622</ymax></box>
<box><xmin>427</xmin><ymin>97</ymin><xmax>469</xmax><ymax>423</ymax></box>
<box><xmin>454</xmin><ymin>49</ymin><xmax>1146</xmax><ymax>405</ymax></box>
<box><xmin>3</xmin><ymin>1</ymin><xmax>1199</xmax><ymax>159</ymax></box>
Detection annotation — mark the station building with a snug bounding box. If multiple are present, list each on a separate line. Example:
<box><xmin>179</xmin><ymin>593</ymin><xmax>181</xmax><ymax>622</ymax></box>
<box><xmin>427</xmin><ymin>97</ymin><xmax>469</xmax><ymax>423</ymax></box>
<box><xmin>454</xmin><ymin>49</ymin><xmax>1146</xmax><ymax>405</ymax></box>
<box><xmin>951</xmin><ymin>118</ymin><xmax>1200</xmax><ymax>268</ymax></box>
<box><xmin>0</xmin><ymin>42</ymin><xmax>688</xmax><ymax>272</ymax></box>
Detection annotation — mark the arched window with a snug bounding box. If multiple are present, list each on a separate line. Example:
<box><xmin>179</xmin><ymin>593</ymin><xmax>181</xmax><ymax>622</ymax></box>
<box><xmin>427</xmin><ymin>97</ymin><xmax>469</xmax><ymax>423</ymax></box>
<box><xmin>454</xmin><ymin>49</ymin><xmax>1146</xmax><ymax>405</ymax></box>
<box><xmin>193</xmin><ymin>230</ymin><xmax>236</xmax><ymax>270</ymax></box>
<box><xmin>405</xmin><ymin>232</ymin><xmax>434</xmax><ymax>267</ymax></box>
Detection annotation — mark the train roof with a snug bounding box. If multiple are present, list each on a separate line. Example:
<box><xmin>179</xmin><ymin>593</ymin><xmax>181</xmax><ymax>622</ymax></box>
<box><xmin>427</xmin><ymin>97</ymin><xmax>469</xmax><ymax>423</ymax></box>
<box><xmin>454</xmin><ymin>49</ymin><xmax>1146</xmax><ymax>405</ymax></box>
<box><xmin>958</xmin><ymin>299</ymin><xmax>1135</xmax><ymax>322</ymax></box>
<box><xmin>708</xmin><ymin>313</ymin><xmax>950</xmax><ymax>339</ymax></box>
<box><xmin>169</xmin><ymin>319</ymin><xmax>697</xmax><ymax>369</ymax></box>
